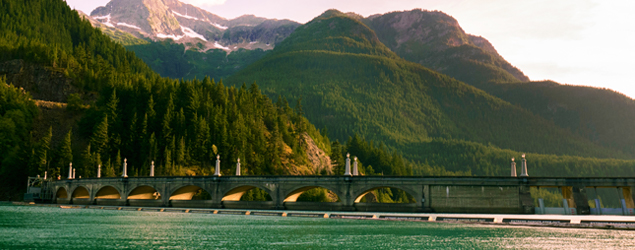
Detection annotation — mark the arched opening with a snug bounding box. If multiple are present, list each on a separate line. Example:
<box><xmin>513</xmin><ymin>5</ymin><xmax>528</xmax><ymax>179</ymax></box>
<box><xmin>71</xmin><ymin>186</ymin><xmax>90</xmax><ymax>199</ymax></box>
<box><xmin>128</xmin><ymin>185</ymin><xmax>161</xmax><ymax>200</ymax></box>
<box><xmin>170</xmin><ymin>185</ymin><xmax>211</xmax><ymax>200</ymax></box>
<box><xmin>355</xmin><ymin>187</ymin><xmax>415</xmax><ymax>203</ymax></box>
<box><xmin>56</xmin><ymin>187</ymin><xmax>68</xmax><ymax>199</ymax></box>
<box><xmin>284</xmin><ymin>186</ymin><xmax>340</xmax><ymax>202</ymax></box>
<box><xmin>95</xmin><ymin>186</ymin><xmax>121</xmax><ymax>199</ymax></box>
<box><xmin>222</xmin><ymin>186</ymin><xmax>272</xmax><ymax>201</ymax></box>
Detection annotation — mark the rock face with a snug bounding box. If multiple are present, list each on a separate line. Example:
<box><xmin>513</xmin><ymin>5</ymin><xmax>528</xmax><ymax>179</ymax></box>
<box><xmin>0</xmin><ymin>60</ymin><xmax>78</xmax><ymax>103</ymax></box>
<box><xmin>89</xmin><ymin>0</ymin><xmax>301</xmax><ymax>51</ymax></box>
<box><xmin>302</xmin><ymin>133</ymin><xmax>333</xmax><ymax>175</ymax></box>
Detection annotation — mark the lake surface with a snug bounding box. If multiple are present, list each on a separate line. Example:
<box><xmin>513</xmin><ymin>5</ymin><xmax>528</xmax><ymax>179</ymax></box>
<box><xmin>1</xmin><ymin>204</ymin><xmax>634</xmax><ymax>249</ymax></box>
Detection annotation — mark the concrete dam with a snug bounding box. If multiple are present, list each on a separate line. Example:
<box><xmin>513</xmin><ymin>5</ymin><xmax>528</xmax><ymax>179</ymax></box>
<box><xmin>28</xmin><ymin>175</ymin><xmax>635</xmax><ymax>214</ymax></box>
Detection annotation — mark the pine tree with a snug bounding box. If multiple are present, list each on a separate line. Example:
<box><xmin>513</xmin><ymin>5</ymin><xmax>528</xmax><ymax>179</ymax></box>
<box><xmin>114</xmin><ymin>150</ymin><xmax>122</xmax><ymax>177</ymax></box>
<box><xmin>58</xmin><ymin>129</ymin><xmax>73</xmax><ymax>175</ymax></box>
<box><xmin>176</xmin><ymin>137</ymin><xmax>185</xmax><ymax>169</ymax></box>
<box><xmin>37</xmin><ymin>126</ymin><xmax>52</xmax><ymax>174</ymax></box>
<box><xmin>106</xmin><ymin>89</ymin><xmax>119</xmax><ymax>128</ymax></box>
<box><xmin>103</xmin><ymin>158</ymin><xmax>115</xmax><ymax>177</ymax></box>
<box><xmin>80</xmin><ymin>144</ymin><xmax>92</xmax><ymax>178</ymax></box>
<box><xmin>91</xmin><ymin>115</ymin><xmax>109</xmax><ymax>161</ymax></box>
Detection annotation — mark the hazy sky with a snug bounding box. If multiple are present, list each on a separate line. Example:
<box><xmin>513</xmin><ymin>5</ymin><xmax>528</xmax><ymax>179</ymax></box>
<box><xmin>66</xmin><ymin>0</ymin><xmax>635</xmax><ymax>98</ymax></box>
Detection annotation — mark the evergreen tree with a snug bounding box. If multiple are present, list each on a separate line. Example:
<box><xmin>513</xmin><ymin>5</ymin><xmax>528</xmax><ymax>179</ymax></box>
<box><xmin>91</xmin><ymin>115</ymin><xmax>109</xmax><ymax>161</ymax></box>
<box><xmin>58</xmin><ymin>129</ymin><xmax>73</xmax><ymax>175</ymax></box>
<box><xmin>37</xmin><ymin>126</ymin><xmax>52</xmax><ymax>174</ymax></box>
<box><xmin>80</xmin><ymin>144</ymin><xmax>93</xmax><ymax>178</ymax></box>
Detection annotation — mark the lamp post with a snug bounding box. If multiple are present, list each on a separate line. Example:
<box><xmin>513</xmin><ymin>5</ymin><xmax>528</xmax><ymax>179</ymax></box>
<box><xmin>214</xmin><ymin>155</ymin><xmax>221</xmax><ymax>176</ymax></box>
<box><xmin>236</xmin><ymin>158</ymin><xmax>241</xmax><ymax>176</ymax></box>
<box><xmin>520</xmin><ymin>154</ymin><xmax>529</xmax><ymax>177</ymax></box>
<box><xmin>344</xmin><ymin>153</ymin><xmax>351</xmax><ymax>176</ymax></box>
<box><xmin>150</xmin><ymin>161</ymin><xmax>155</xmax><ymax>177</ymax></box>
<box><xmin>122</xmin><ymin>158</ymin><xmax>128</xmax><ymax>178</ymax></box>
<box><xmin>353</xmin><ymin>157</ymin><xmax>359</xmax><ymax>176</ymax></box>
<box><xmin>511</xmin><ymin>158</ymin><xmax>517</xmax><ymax>177</ymax></box>
<box><xmin>68</xmin><ymin>163</ymin><xmax>73</xmax><ymax>179</ymax></box>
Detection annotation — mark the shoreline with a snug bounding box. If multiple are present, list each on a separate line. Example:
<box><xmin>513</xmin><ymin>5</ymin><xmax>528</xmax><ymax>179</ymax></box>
<box><xmin>9</xmin><ymin>202</ymin><xmax>635</xmax><ymax>230</ymax></box>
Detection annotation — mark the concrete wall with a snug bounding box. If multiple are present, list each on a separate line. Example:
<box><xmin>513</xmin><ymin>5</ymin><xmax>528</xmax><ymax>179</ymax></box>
<box><xmin>429</xmin><ymin>185</ymin><xmax>523</xmax><ymax>214</ymax></box>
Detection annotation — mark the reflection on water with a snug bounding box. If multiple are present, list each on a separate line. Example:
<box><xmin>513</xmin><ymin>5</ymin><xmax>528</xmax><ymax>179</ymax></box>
<box><xmin>1</xmin><ymin>205</ymin><xmax>634</xmax><ymax>249</ymax></box>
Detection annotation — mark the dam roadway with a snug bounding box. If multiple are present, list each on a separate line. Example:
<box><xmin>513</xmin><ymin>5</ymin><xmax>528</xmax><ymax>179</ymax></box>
<box><xmin>46</xmin><ymin>176</ymin><xmax>635</xmax><ymax>214</ymax></box>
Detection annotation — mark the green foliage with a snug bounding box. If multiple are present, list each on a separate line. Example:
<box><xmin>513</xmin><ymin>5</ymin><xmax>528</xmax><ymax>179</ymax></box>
<box><xmin>240</xmin><ymin>188</ymin><xmax>272</xmax><ymax>201</ymax></box>
<box><xmin>228</xmin><ymin>41</ymin><xmax>621</xmax><ymax>163</ymax></box>
<box><xmin>484</xmin><ymin>81</ymin><xmax>635</xmax><ymax>158</ymax></box>
<box><xmin>58</xmin><ymin>129</ymin><xmax>73</xmax><ymax>174</ymax></box>
<box><xmin>404</xmin><ymin>138</ymin><xmax>635</xmax><ymax>177</ymax></box>
<box><xmin>297</xmin><ymin>188</ymin><xmax>332</xmax><ymax>202</ymax></box>
<box><xmin>126</xmin><ymin>41</ymin><xmax>269</xmax><ymax>80</ymax></box>
<box><xmin>0</xmin><ymin>79</ymin><xmax>38</xmax><ymax>198</ymax></box>
<box><xmin>66</xmin><ymin>93</ymin><xmax>86</xmax><ymax>112</ymax></box>
<box><xmin>0</xmin><ymin>0</ymin><xmax>333</xmax><ymax>197</ymax></box>
<box><xmin>530</xmin><ymin>187</ymin><xmax>563</xmax><ymax>207</ymax></box>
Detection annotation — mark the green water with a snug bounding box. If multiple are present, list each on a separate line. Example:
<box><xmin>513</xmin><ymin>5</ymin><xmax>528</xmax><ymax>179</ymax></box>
<box><xmin>1</xmin><ymin>205</ymin><xmax>634</xmax><ymax>249</ymax></box>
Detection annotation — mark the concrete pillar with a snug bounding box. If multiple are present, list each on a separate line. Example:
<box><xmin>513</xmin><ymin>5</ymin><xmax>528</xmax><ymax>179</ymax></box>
<box><xmin>623</xmin><ymin>187</ymin><xmax>635</xmax><ymax>208</ymax></box>
<box><xmin>538</xmin><ymin>198</ymin><xmax>545</xmax><ymax>214</ymax></box>
<box><xmin>561</xmin><ymin>186</ymin><xmax>575</xmax><ymax>207</ymax></box>
<box><xmin>594</xmin><ymin>199</ymin><xmax>602</xmax><ymax>215</ymax></box>
<box><xmin>344</xmin><ymin>153</ymin><xmax>351</xmax><ymax>176</ymax></box>
<box><xmin>563</xmin><ymin>199</ymin><xmax>570</xmax><ymax>215</ymax></box>
<box><xmin>423</xmin><ymin>185</ymin><xmax>431</xmax><ymax>211</ymax></box>
<box><xmin>68</xmin><ymin>163</ymin><xmax>73</xmax><ymax>179</ymax></box>
<box><xmin>72</xmin><ymin>168</ymin><xmax>76</xmax><ymax>179</ymax></box>
<box><xmin>572</xmin><ymin>186</ymin><xmax>590</xmax><ymax>215</ymax></box>
<box><xmin>519</xmin><ymin>184</ymin><xmax>534</xmax><ymax>214</ymax></box>
<box><xmin>236</xmin><ymin>158</ymin><xmax>241</xmax><ymax>176</ymax></box>
<box><xmin>520</xmin><ymin>154</ymin><xmax>528</xmax><ymax>177</ymax></box>
<box><xmin>353</xmin><ymin>157</ymin><xmax>358</xmax><ymax>176</ymax></box>
<box><xmin>214</xmin><ymin>155</ymin><xmax>221</xmax><ymax>176</ymax></box>
<box><xmin>511</xmin><ymin>158</ymin><xmax>516</xmax><ymax>177</ymax></box>
<box><xmin>122</xmin><ymin>158</ymin><xmax>128</xmax><ymax>178</ymax></box>
<box><xmin>150</xmin><ymin>161</ymin><xmax>155</xmax><ymax>177</ymax></box>
<box><xmin>97</xmin><ymin>164</ymin><xmax>101</xmax><ymax>178</ymax></box>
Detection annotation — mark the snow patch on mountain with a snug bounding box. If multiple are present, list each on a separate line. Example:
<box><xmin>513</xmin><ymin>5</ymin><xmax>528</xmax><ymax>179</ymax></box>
<box><xmin>157</xmin><ymin>33</ymin><xmax>185</xmax><ymax>40</ymax></box>
<box><xmin>117</xmin><ymin>22</ymin><xmax>141</xmax><ymax>30</ymax></box>
<box><xmin>181</xmin><ymin>26</ymin><xmax>207</xmax><ymax>41</ymax></box>
<box><xmin>213</xmin><ymin>41</ymin><xmax>230</xmax><ymax>51</ymax></box>
<box><xmin>172</xmin><ymin>10</ymin><xmax>199</xmax><ymax>21</ymax></box>
<box><xmin>210</xmin><ymin>22</ymin><xmax>227</xmax><ymax>30</ymax></box>
<box><xmin>94</xmin><ymin>14</ymin><xmax>114</xmax><ymax>28</ymax></box>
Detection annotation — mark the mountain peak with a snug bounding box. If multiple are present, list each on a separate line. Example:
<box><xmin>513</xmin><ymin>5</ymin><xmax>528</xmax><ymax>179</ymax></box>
<box><xmin>317</xmin><ymin>9</ymin><xmax>345</xmax><ymax>19</ymax></box>
<box><xmin>273</xmin><ymin>8</ymin><xmax>396</xmax><ymax>59</ymax></box>
<box><xmin>88</xmin><ymin>0</ymin><xmax>300</xmax><ymax>52</ymax></box>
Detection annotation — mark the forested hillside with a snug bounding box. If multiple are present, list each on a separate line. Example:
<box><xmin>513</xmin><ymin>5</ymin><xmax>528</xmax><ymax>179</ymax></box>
<box><xmin>126</xmin><ymin>41</ymin><xmax>269</xmax><ymax>80</ymax></box>
<box><xmin>0</xmin><ymin>0</ymin><xmax>331</xmax><ymax>199</ymax></box>
<box><xmin>482</xmin><ymin>81</ymin><xmax>635</xmax><ymax>157</ymax></box>
<box><xmin>227</xmin><ymin>10</ymin><xmax>635</xmax><ymax>177</ymax></box>
<box><xmin>228</xmin><ymin>10</ymin><xmax>622</xmax><ymax>158</ymax></box>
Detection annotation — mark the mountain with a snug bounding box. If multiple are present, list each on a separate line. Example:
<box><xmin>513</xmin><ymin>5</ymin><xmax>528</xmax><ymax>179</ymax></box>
<box><xmin>364</xmin><ymin>9</ymin><xmax>529</xmax><ymax>89</ymax></box>
<box><xmin>482</xmin><ymin>81</ymin><xmax>635</xmax><ymax>157</ymax></box>
<box><xmin>125</xmin><ymin>40</ymin><xmax>269</xmax><ymax>80</ymax></box>
<box><xmin>358</xmin><ymin>9</ymin><xmax>635</xmax><ymax>158</ymax></box>
<box><xmin>89</xmin><ymin>0</ymin><xmax>300</xmax><ymax>51</ymax></box>
<box><xmin>77</xmin><ymin>10</ymin><xmax>149</xmax><ymax>46</ymax></box>
<box><xmin>0</xmin><ymin>0</ymin><xmax>335</xmax><ymax>199</ymax></box>
<box><xmin>227</xmin><ymin>10</ymin><xmax>623</xmax><ymax>163</ymax></box>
